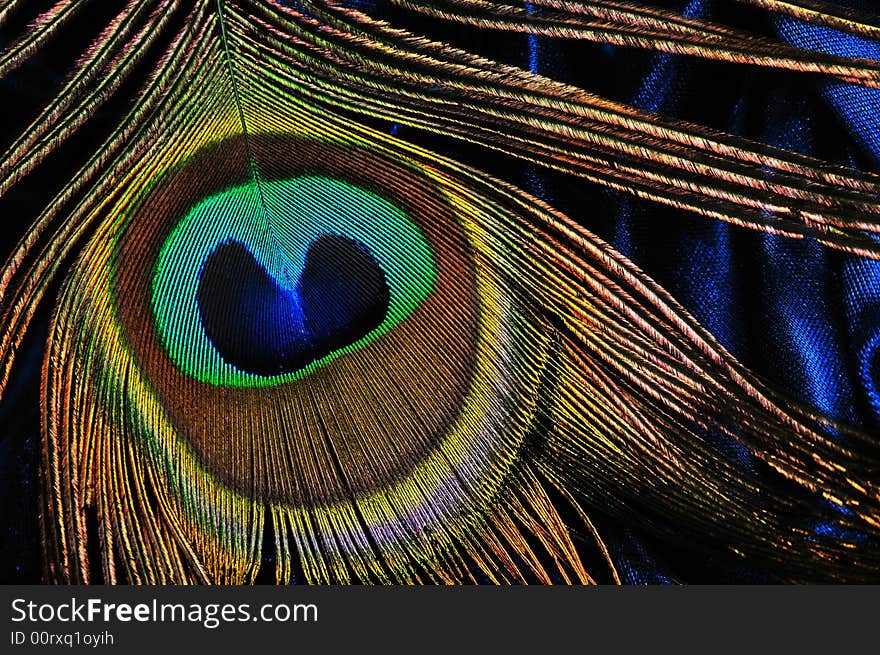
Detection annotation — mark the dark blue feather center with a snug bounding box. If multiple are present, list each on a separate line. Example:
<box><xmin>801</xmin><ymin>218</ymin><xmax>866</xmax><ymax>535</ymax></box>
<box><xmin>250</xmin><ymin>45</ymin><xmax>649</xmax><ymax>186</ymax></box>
<box><xmin>196</xmin><ymin>235</ymin><xmax>390</xmax><ymax>375</ymax></box>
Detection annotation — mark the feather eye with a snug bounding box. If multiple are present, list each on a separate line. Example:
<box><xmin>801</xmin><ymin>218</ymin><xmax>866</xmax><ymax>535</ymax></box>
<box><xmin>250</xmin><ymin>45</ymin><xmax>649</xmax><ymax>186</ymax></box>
<box><xmin>150</xmin><ymin>163</ymin><xmax>437</xmax><ymax>385</ymax></box>
<box><xmin>43</xmin><ymin>123</ymin><xmax>586</xmax><ymax>584</ymax></box>
<box><xmin>2</xmin><ymin>0</ymin><xmax>880</xmax><ymax>584</ymax></box>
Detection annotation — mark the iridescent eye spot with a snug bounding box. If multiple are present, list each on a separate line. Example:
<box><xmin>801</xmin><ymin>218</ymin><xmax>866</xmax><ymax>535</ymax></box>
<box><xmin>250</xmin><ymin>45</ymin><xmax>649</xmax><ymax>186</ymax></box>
<box><xmin>196</xmin><ymin>235</ymin><xmax>391</xmax><ymax>376</ymax></box>
<box><xmin>152</xmin><ymin>175</ymin><xmax>437</xmax><ymax>387</ymax></box>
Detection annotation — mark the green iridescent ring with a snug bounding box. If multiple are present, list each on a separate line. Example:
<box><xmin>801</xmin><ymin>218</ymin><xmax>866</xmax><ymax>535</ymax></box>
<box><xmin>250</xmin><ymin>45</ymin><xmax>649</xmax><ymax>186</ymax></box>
<box><xmin>152</xmin><ymin>175</ymin><xmax>437</xmax><ymax>387</ymax></box>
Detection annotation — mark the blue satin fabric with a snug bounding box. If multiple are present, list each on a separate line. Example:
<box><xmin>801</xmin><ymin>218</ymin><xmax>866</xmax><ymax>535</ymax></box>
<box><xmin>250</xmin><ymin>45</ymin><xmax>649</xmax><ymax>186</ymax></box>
<box><xmin>519</xmin><ymin>0</ymin><xmax>880</xmax><ymax>581</ymax></box>
<box><xmin>773</xmin><ymin>9</ymin><xmax>880</xmax><ymax>430</ymax></box>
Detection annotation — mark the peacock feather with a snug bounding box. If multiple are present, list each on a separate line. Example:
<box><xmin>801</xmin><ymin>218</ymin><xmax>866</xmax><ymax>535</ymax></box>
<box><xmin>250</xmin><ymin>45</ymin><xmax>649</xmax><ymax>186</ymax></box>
<box><xmin>1</xmin><ymin>0</ymin><xmax>880</xmax><ymax>583</ymax></box>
